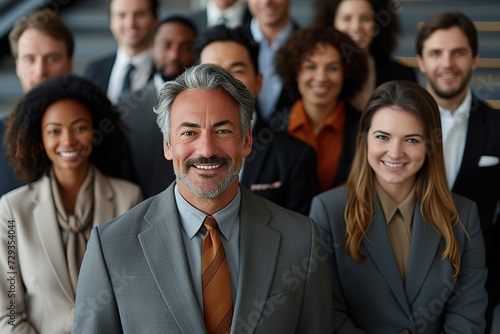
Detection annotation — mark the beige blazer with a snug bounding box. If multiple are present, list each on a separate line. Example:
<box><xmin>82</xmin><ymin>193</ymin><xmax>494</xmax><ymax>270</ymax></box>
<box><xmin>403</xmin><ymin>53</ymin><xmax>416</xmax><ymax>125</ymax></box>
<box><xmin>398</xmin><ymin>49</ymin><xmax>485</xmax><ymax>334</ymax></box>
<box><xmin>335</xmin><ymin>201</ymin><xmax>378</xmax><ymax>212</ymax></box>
<box><xmin>0</xmin><ymin>168</ymin><xmax>142</xmax><ymax>334</ymax></box>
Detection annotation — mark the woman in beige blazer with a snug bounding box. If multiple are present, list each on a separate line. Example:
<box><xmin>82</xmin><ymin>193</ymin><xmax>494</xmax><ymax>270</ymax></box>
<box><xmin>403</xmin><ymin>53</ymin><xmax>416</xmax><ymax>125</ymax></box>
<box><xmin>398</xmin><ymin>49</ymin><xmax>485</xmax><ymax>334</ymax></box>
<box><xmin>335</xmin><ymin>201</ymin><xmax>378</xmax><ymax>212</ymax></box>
<box><xmin>0</xmin><ymin>75</ymin><xmax>142</xmax><ymax>333</ymax></box>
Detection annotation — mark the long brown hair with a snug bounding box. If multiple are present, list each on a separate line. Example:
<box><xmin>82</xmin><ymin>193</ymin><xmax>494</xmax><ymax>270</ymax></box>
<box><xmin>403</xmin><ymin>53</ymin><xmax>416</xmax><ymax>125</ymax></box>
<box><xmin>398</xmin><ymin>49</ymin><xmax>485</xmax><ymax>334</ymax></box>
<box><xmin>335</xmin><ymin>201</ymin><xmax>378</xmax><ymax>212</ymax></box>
<box><xmin>345</xmin><ymin>80</ymin><xmax>463</xmax><ymax>276</ymax></box>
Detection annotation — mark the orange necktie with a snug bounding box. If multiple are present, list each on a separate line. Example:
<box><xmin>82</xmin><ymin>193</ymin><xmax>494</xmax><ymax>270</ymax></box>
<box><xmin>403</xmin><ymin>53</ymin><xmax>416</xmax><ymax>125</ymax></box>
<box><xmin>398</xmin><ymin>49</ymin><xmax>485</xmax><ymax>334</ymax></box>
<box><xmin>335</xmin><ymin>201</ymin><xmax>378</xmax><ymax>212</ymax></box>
<box><xmin>202</xmin><ymin>216</ymin><xmax>233</xmax><ymax>334</ymax></box>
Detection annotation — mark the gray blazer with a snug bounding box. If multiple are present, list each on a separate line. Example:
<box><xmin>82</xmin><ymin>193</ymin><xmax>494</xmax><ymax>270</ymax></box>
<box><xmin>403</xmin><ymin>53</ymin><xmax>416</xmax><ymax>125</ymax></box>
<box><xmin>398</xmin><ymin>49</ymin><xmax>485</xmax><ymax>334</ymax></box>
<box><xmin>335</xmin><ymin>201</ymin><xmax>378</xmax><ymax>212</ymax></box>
<box><xmin>73</xmin><ymin>183</ymin><xmax>332</xmax><ymax>333</ymax></box>
<box><xmin>310</xmin><ymin>186</ymin><xmax>487</xmax><ymax>334</ymax></box>
<box><xmin>0</xmin><ymin>168</ymin><xmax>142</xmax><ymax>333</ymax></box>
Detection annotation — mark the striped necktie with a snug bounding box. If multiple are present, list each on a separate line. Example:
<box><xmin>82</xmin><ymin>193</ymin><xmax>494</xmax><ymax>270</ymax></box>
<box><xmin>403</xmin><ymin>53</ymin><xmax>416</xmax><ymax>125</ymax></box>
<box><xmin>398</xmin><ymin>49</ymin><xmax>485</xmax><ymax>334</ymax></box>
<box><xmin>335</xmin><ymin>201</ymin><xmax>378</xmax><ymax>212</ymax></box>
<box><xmin>202</xmin><ymin>215</ymin><xmax>233</xmax><ymax>334</ymax></box>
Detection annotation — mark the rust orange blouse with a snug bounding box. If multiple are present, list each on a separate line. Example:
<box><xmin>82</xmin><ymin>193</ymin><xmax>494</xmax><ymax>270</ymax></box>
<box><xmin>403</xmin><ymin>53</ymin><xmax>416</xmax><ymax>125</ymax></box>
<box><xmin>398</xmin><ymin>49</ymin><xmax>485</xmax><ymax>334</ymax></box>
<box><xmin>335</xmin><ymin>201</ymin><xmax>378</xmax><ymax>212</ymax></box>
<box><xmin>287</xmin><ymin>100</ymin><xmax>345</xmax><ymax>192</ymax></box>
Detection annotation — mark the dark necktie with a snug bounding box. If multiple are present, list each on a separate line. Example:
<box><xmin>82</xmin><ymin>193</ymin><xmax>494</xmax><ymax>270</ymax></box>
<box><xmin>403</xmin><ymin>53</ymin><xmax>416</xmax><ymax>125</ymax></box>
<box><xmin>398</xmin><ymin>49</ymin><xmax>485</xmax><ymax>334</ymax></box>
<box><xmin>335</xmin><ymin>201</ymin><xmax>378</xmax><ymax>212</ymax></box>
<box><xmin>202</xmin><ymin>215</ymin><xmax>233</xmax><ymax>334</ymax></box>
<box><xmin>122</xmin><ymin>63</ymin><xmax>135</xmax><ymax>93</ymax></box>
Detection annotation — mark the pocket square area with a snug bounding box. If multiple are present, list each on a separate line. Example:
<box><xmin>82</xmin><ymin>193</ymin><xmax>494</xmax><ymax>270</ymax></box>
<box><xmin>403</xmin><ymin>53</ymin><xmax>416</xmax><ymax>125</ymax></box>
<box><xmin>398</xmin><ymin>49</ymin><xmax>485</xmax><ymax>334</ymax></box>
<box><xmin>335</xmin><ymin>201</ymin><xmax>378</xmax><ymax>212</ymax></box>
<box><xmin>250</xmin><ymin>181</ymin><xmax>282</xmax><ymax>191</ymax></box>
<box><xmin>478</xmin><ymin>155</ymin><xmax>499</xmax><ymax>167</ymax></box>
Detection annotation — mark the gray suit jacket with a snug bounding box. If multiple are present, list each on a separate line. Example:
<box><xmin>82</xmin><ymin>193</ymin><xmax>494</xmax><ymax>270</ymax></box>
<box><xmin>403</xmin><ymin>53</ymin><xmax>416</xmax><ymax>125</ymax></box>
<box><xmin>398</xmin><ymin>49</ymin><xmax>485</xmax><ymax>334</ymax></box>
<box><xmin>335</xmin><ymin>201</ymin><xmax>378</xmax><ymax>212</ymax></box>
<box><xmin>310</xmin><ymin>186</ymin><xmax>487</xmax><ymax>334</ymax></box>
<box><xmin>0</xmin><ymin>167</ymin><xmax>142</xmax><ymax>334</ymax></box>
<box><xmin>73</xmin><ymin>183</ymin><xmax>332</xmax><ymax>333</ymax></box>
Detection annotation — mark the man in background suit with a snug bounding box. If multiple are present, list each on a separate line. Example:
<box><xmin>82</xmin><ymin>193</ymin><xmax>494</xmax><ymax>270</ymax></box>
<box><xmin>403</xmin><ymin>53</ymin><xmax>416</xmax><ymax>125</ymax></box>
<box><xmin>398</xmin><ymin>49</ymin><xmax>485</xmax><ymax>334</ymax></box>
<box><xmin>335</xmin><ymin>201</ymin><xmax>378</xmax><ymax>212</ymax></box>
<box><xmin>243</xmin><ymin>0</ymin><xmax>299</xmax><ymax>123</ymax></box>
<box><xmin>73</xmin><ymin>63</ymin><xmax>332</xmax><ymax>333</ymax></box>
<box><xmin>195</xmin><ymin>24</ymin><xmax>319</xmax><ymax>214</ymax></box>
<box><xmin>83</xmin><ymin>0</ymin><xmax>158</xmax><ymax>104</ymax></box>
<box><xmin>191</xmin><ymin>0</ymin><xmax>252</xmax><ymax>33</ymax></box>
<box><xmin>416</xmin><ymin>12</ymin><xmax>500</xmax><ymax>332</ymax></box>
<box><xmin>117</xmin><ymin>15</ymin><xmax>197</xmax><ymax>198</ymax></box>
<box><xmin>1</xmin><ymin>9</ymin><xmax>73</xmax><ymax>196</ymax></box>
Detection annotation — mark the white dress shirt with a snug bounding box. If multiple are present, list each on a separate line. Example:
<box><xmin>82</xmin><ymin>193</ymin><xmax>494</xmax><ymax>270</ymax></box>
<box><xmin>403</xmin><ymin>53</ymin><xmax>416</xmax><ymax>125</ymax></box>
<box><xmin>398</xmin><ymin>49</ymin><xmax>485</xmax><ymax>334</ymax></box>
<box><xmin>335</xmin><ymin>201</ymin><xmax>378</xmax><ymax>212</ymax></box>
<box><xmin>439</xmin><ymin>90</ymin><xmax>472</xmax><ymax>188</ymax></box>
<box><xmin>206</xmin><ymin>0</ymin><xmax>246</xmax><ymax>28</ymax></box>
<box><xmin>107</xmin><ymin>48</ymin><xmax>153</xmax><ymax>104</ymax></box>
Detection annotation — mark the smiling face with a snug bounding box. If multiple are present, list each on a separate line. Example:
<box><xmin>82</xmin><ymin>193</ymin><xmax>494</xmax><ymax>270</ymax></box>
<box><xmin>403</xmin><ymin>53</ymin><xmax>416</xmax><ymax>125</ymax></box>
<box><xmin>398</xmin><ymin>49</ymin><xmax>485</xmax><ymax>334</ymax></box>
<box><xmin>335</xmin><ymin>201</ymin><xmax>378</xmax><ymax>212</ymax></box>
<box><xmin>367</xmin><ymin>106</ymin><xmax>427</xmax><ymax>202</ymax></box>
<box><xmin>247</xmin><ymin>0</ymin><xmax>290</xmax><ymax>30</ymax></box>
<box><xmin>15</xmin><ymin>28</ymin><xmax>73</xmax><ymax>93</ymax></box>
<box><xmin>109</xmin><ymin>0</ymin><xmax>158</xmax><ymax>56</ymax></box>
<box><xmin>417</xmin><ymin>26</ymin><xmax>478</xmax><ymax>108</ymax></box>
<box><xmin>152</xmin><ymin>21</ymin><xmax>195</xmax><ymax>81</ymax></box>
<box><xmin>334</xmin><ymin>0</ymin><xmax>375</xmax><ymax>52</ymax></box>
<box><xmin>164</xmin><ymin>89</ymin><xmax>252</xmax><ymax>203</ymax></box>
<box><xmin>200</xmin><ymin>41</ymin><xmax>262</xmax><ymax>95</ymax></box>
<box><xmin>297</xmin><ymin>44</ymin><xmax>343</xmax><ymax>112</ymax></box>
<box><xmin>41</xmin><ymin>99</ymin><xmax>94</xmax><ymax>179</ymax></box>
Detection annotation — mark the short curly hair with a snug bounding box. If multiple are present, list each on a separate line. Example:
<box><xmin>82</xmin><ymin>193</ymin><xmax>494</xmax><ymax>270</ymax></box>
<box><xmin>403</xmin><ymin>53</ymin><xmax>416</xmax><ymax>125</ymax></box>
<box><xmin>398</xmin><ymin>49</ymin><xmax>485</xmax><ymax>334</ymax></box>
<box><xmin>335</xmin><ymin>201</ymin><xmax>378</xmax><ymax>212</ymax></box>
<box><xmin>275</xmin><ymin>26</ymin><xmax>368</xmax><ymax>100</ymax></box>
<box><xmin>4</xmin><ymin>75</ymin><xmax>131</xmax><ymax>183</ymax></box>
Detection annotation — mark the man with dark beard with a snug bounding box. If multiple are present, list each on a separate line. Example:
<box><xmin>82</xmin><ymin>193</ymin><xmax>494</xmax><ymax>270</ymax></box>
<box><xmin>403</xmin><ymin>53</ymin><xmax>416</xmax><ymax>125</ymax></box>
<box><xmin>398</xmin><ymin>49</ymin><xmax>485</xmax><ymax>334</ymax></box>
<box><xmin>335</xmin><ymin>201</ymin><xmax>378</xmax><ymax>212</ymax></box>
<box><xmin>116</xmin><ymin>15</ymin><xmax>197</xmax><ymax>197</ymax></box>
<box><xmin>417</xmin><ymin>12</ymin><xmax>500</xmax><ymax>333</ymax></box>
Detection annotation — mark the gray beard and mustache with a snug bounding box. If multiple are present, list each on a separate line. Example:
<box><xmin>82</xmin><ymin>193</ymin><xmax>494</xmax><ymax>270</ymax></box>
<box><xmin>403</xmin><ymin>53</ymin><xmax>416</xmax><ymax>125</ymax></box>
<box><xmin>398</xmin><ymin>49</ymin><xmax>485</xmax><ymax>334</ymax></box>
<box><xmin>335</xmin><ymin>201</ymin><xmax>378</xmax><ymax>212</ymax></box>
<box><xmin>173</xmin><ymin>156</ymin><xmax>241</xmax><ymax>199</ymax></box>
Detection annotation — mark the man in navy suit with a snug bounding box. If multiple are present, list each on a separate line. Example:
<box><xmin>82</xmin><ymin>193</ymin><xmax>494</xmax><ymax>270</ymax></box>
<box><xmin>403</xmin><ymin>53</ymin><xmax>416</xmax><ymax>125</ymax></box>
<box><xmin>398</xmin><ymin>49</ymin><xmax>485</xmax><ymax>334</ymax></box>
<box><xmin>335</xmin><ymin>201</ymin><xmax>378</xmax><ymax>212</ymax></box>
<box><xmin>151</xmin><ymin>25</ymin><xmax>319</xmax><ymax>214</ymax></box>
<box><xmin>1</xmin><ymin>9</ymin><xmax>73</xmax><ymax>196</ymax></box>
<box><xmin>83</xmin><ymin>0</ymin><xmax>158</xmax><ymax>104</ymax></box>
<box><xmin>416</xmin><ymin>12</ymin><xmax>500</xmax><ymax>332</ymax></box>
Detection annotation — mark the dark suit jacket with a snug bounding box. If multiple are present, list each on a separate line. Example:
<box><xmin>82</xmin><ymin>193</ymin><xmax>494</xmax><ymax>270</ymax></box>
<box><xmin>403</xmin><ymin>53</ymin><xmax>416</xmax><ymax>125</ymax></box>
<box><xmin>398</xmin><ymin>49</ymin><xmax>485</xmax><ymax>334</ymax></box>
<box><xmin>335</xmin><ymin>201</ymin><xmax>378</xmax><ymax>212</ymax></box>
<box><xmin>73</xmin><ymin>184</ymin><xmax>332</xmax><ymax>333</ymax></box>
<box><xmin>190</xmin><ymin>4</ymin><xmax>252</xmax><ymax>33</ymax></box>
<box><xmin>375</xmin><ymin>57</ymin><xmax>417</xmax><ymax>85</ymax></box>
<box><xmin>83</xmin><ymin>53</ymin><xmax>116</xmax><ymax>94</ymax></box>
<box><xmin>0</xmin><ymin>116</ymin><xmax>22</xmax><ymax>196</ymax></box>
<box><xmin>450</xmin><ymin>96</ymin><xmax>500</xmax><ymax>311</ymax></box>
<box><xmin>116</xmin><ymin>81</ymin><xmax>164</xmax><ymax>198</ymax></box>
<box><xmin>149</xmin><ymin>117</ymin><xmax>319</xmax><ymax>214</ymax></box>
<box><xmin>310</xmin><ymin>186</ymin><xmax>487</xmax><ymax>334</ymax></box>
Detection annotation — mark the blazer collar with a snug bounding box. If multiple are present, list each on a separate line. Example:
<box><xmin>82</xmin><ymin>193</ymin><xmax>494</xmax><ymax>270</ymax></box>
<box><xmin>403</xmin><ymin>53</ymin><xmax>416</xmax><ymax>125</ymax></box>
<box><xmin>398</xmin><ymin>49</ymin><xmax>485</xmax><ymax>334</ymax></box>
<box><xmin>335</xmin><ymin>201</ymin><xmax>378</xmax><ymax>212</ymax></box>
<box><xmin>363</xmin><ymin>203</ymin><xmax>412</xmax><ymax>318</ymax></box>
<box><xmin>405</xmin><ymin>202</ymin><xmax>441</xmax><ymax>304</ymax></box>
<box><xmin>453</xmin><ymin>96</ymin><xmax>488</xmax><ymax>191</ymax></box>
<box><xmin>231</xmin><ymin>187</ymin><xmax>281</xmax><ymax>333</ymax></box>
<box><xmin>138</xmin><ymin>184</ymin><xmax>282</xmax><ymax>333</ymax></box>
<box><xmin>138</xmin><ymin>183</ymin><xmax>206</xmax><ymax>332</ymax></box>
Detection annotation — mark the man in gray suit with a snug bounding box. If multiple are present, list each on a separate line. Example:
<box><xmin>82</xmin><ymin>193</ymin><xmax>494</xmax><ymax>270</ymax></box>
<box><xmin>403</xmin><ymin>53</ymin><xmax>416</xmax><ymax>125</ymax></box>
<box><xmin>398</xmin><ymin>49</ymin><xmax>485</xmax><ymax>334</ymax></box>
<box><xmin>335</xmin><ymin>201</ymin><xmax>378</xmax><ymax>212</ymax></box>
<box><xmin>73</xmin><ymin>63</ymin><xmax>332</xmax><ymax>333</ymax></box>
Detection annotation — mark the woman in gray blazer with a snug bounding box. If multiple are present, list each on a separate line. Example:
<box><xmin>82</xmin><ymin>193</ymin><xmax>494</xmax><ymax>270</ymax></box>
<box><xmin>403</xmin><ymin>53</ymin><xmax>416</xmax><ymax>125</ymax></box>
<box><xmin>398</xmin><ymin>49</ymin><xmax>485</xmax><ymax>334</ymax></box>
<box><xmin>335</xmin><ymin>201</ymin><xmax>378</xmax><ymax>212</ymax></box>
<box><xmin>0</xmin><ymin>75</ymin><xmax>142</xmax><ymax>333</ymax></box>
<box><xmin>310</xmin><ymin>81</ymin><xmax>487</xmax><ymax>333</ymax></box>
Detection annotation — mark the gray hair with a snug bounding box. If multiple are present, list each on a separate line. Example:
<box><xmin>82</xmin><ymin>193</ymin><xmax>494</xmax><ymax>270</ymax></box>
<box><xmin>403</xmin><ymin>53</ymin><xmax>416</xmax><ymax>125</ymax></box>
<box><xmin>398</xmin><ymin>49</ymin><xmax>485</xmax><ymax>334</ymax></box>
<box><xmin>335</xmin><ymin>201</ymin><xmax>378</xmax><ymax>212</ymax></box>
<box><xmin>154</xmin><ymin>63</ymin><xmax>254</xmax><ymax>143</ymax></box>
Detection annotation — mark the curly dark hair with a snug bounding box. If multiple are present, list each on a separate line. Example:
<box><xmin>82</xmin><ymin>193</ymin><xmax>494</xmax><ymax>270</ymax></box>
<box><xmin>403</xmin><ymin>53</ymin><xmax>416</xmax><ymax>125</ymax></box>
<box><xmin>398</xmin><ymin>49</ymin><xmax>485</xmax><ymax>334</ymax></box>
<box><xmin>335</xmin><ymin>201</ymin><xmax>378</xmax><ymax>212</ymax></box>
<box><xmin>275</xmin><ymin>26</ymin><xmax>368</xmax><ymax>100</ymax></box>
<box><xmin>312</xmin><ymin>0</ymin><xmax>401</xmax><ymax>60</ymax></box>
<box><xmin>4</xmin><ymin>75</ymin><xmax>133</xmax><ymax>183</ymax></box>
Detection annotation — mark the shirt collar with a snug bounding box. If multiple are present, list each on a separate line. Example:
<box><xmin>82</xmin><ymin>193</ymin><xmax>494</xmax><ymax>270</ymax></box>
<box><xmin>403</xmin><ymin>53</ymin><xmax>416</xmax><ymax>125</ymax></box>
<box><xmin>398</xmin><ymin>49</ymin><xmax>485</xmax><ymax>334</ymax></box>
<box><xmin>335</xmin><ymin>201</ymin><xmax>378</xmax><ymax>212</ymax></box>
<box><xmin>116</xmin><ymin>47</ymin><xmax>151</xmax><ymax>68</ymax></box>
<box><xmin>438</xmin><ymin>89</ymin><xmax>472</xmax><ymax>121</ymax></box>
<box><xmin>249</xmin><ymin>18</ymin><xmax>293</xmax><ymax>46</ymax></box>
<box><xmin>376</xmin><ymin>183</ymin><xmax>416</xmax><ymax>225</ymax></box>
<box><xmin>207</xmin><ymin>0</ymin><xmax>246</xmax><ymax>27</ymax></box>
<box><xmin>153</xmin><ymin>72</ymin><xmax>165</xmax><ymax>92</ymax></box>
<box><xmin>174</xmin><ymin>184</ymin><xmax>241</xmax><ymax>240</ymax></box>
<box><xmin>288</xmin><ymin>100</ymin><xmax>345</xmax><ymax>133</ymax></box>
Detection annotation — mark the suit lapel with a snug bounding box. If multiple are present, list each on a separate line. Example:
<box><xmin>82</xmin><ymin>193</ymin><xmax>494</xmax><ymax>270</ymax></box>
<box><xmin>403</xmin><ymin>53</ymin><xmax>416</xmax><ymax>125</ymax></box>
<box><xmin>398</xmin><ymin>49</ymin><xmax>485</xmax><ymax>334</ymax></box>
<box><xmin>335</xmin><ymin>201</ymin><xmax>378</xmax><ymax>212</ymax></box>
<box><xmin>405</xmin><ymin>204</ymin><xmax>441</xmax><ymax>304</ymax></box>
<box><xmin>32</xmin><ymin>175</ymin><xmax>75</xmax><ymax>302</ymax></box>
<box><xmin>363</xmin><ymin>204</ymin><xmax>411</xmax><ymax>317</ymax></box>
<box><xmin>453</xmin><ymin>97</ymin><xmax>487</xmax><ymax>191</ymax></box>
<box><xmin>138</xmin><ymin>185</ymin><xmax>206</xmax><ymax>332</ymax></box>
<box><xmin>232</xmin><ymin>188</ymin><xmax>281</xmax><ymax>333</ymax></box>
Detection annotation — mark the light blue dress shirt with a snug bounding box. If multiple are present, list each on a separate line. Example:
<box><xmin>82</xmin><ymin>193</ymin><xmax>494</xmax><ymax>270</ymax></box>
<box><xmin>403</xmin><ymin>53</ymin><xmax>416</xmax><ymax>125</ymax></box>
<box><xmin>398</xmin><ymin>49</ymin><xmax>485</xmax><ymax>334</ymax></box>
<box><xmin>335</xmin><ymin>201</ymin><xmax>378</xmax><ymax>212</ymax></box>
<box><xmin>174</xmin><ymin>184</ymin><xmax>241</xmax><ymax>311</ymax></box>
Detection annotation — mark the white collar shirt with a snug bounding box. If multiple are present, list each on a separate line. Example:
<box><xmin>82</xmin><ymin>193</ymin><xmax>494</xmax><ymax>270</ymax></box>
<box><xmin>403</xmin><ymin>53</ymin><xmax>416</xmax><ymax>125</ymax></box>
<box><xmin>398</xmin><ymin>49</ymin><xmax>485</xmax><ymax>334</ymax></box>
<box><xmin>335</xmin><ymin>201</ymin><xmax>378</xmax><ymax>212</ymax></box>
<box><xmin>207</xmin><ymin>0</ymin><xmax>246</xmax><ymax>28</ymax></box>
<box><xmin>107</xmin><ymin>48</ymin><xmax>153</xmax><ymax>104</ymax></box>
<box><xmin>439</xmin><ymin>90</ymin><xmax>472</xmax><ymax>188</ymax></box>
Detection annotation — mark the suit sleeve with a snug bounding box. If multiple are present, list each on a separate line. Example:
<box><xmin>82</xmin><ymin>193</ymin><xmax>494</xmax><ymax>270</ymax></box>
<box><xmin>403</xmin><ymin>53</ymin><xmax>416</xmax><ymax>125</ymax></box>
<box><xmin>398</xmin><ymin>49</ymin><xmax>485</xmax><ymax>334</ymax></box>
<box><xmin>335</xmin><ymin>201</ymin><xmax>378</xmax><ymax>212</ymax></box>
<box><xmin>73</xmin><ymin>228</ymin><xmax>123</xmax><ymax>333</ymax></box>
<box><xmin>0</xmin><ymin>195</ymin><xmax>37</xmax><ymax>334</ymax></box>
<box><xmin>309</xmin><ymin>195</ymin><xmax>367</xmax><ymax>334</ymax></box>
<box><xmin>442</xmin><ymin>201</ymin><xmax>488</xmax><ymax>333</ymax></box>
<box><xmin>296</xmin><ymin>219</ymin><xmax>332</xmax><ymax>333</ymax></box>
